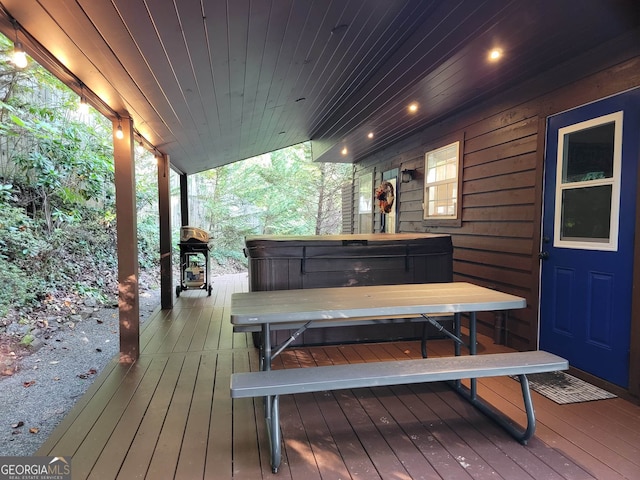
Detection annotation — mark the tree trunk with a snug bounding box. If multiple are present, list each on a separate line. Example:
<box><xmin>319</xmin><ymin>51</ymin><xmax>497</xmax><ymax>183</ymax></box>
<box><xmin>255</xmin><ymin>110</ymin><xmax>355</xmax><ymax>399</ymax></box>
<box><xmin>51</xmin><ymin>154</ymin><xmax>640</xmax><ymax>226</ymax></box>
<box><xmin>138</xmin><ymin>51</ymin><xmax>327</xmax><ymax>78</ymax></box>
<box><xmin>315</xmin><ymin>163</ymin><xmax>327</xmax><ymax>235</ymax></box>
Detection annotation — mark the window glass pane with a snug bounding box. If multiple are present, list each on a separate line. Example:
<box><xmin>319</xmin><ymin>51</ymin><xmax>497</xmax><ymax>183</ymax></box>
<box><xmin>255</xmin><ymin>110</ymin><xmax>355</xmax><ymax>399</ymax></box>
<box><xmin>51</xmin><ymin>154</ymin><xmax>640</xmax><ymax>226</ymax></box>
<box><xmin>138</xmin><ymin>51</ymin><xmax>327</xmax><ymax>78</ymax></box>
<box><xmin>358</xmin><ymin>174</ymin><xmax>372</xmax><ymax>213</ymax></box>
<box><xmin>446</xmin><ymin>161</ymin><xmax>457</xmax><ymax>179</ymax></box>
<box><xmin>437</xmin><ymin>184</ymin><xmax>448</xmax><ymax>201</ymax></box>
<box><xmin>561</xmin><ymin>185</ymin><xmax>612</xmax><ymax>241</ymax></box>
<box><xmin>356</xmin><ymin>173</ymin><xmax>373</xmax><ymax>233</ymax></box>
<box><xmin>563</xmin><ymin>122</ymin><xmax>614</xmax><ymax>183</ymax></box>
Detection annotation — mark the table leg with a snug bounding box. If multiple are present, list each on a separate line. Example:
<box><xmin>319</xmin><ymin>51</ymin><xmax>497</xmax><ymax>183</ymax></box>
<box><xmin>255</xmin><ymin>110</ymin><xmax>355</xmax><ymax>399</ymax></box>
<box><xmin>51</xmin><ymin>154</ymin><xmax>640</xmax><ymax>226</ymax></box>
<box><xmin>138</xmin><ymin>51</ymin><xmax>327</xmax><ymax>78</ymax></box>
<box><xmin>421</xmin><ymin>323</ymin><xmax>428</xmax><ymax>358</ymax></box>
<box><xmin>263</xmin><ymin>323</ymin><xmax>272</xmax><ymax>370</ymax></box>
<box><xmin>469</xmin><ymin>311</ymin><xmax>477</xmax><ymax>399</ymax></box>
<box><xmin>454</xmin><ymin>313</ymin><xmax>461</xmax><ymax>356</ymax></box>
<box><xmin>454</xmin><ymin>313</ymin><xmax>461</xmax><ymax>389</ymax></box>
<box><xmin>262</xmin><ymin>323</ymin><xmax>272</xmax><ymax>413</ymax></box>
<box><xmin>261</xmin><ymin>322</ymin><xmax>282</xmax><ymax>472</ymax></box>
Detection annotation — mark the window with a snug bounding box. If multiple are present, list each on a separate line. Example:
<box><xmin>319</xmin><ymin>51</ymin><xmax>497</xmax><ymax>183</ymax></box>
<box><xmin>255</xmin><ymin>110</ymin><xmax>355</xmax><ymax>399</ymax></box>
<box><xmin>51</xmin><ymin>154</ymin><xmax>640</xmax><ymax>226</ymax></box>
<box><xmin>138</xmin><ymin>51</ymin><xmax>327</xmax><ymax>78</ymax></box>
<box><xmin>554</xmin><ymin>111</ymin><xmax>622</xmax><ymax>251</ymax></box>
<box><xmin>355</xmin><ymin>173</ymin><xmax>373</xmax><ymax>233</ymax></box>
<box><xmin>423</xmin><ymin>141</ymin><xmax>460</xmax><ymax>220</ymax></box>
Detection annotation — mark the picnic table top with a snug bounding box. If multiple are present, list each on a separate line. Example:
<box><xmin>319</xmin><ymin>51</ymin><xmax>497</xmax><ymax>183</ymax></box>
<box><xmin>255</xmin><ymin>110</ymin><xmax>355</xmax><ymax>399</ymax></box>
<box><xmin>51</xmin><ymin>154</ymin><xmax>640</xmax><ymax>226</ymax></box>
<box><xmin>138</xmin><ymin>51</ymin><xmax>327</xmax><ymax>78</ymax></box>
<box><xmin>230</xmin><ymin>282</ymin><xmax>526</xmax><ymax>325</ymax></box>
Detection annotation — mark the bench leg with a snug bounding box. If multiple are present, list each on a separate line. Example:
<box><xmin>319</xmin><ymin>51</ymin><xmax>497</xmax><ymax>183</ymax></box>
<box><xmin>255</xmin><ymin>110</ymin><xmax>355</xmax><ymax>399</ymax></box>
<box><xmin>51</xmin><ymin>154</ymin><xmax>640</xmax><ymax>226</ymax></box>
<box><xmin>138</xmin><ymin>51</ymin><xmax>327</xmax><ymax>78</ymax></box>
<box><xmin>264</xmin><ymin>395</ymin><xmax>282</xmax><ymax>473</ymax></box>
<box><xmin>454</xmin><ymin>373</ymin><xmax>536</xmax><ymax>444</ymax></box>
<box><xmin>421</xmin><ymin>322</ymin><xmax>428</xmax><ymax>358</ymax></box>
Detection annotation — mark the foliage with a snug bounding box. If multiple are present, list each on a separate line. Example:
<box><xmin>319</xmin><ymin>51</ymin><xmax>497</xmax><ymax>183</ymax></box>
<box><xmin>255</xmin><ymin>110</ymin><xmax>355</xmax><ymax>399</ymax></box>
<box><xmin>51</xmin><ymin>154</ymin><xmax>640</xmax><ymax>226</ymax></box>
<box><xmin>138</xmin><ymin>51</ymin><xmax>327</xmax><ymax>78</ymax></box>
<box><xmin>9</xmin><ymin>96</ymin><xmax>114</xmax><ymax>233</ymax></box>
<box><xmin>0</xmin><ymin>203</ymin><xmax>42</xmax><ymax>315</ymax></box>
<box><xmin>135</xmin><ymin>151</ymin><xmax>160</xmax><ymax>269</ymax></box>
<box><xmin>189</xmin><ymin>143</ymin><xmax>351</xmax><ymax>266</ymax></box>
<box><xmin>0</xmin><ymin>259</ymin><xmax>37</xmax><ymax>318</ymax></box>
<box><xmin>0</xmin><ymin>202</ymin><xmax>47</xmax><ymax>267</ymax></box>
<box><xmin>0</xmin><ymin>33</ymin><xmax>154</xmax><ymax>322</ymax></box>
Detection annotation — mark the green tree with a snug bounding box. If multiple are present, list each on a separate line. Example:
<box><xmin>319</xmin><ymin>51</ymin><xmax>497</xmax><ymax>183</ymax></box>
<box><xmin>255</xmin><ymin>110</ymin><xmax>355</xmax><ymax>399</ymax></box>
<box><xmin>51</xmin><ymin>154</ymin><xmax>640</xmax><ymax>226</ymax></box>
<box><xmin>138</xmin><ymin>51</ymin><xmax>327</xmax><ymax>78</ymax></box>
<box><xmin>0</xmin><ymin>32</ymin><xmax>158</xmax><ymax>320</ymax></box>
<box><xmin>188</xmin><ymin>143</ymin><xmax>351</xmax><ymax>267</ymax></box>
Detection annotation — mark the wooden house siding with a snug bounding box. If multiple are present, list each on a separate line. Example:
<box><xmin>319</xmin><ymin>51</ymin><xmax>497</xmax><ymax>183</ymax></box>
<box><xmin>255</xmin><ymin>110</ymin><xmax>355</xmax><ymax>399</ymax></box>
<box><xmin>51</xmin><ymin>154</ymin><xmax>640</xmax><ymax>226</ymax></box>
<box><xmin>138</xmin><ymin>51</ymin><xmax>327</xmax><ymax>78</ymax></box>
<box><xmin>351</xmin><ymin>38</ymin><xmax>640</xmax><ymax>375</ymax></box>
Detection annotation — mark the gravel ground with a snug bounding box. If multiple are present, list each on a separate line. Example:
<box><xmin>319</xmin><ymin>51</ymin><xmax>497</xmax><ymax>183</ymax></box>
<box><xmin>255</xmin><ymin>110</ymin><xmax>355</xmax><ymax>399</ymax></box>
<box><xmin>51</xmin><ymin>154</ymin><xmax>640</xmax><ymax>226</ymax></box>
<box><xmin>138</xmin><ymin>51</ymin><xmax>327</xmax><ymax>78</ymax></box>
<box><xmin>0</xmin><ymin>289</ymin><xmax>160</xmax><ymax>457</ymax></box>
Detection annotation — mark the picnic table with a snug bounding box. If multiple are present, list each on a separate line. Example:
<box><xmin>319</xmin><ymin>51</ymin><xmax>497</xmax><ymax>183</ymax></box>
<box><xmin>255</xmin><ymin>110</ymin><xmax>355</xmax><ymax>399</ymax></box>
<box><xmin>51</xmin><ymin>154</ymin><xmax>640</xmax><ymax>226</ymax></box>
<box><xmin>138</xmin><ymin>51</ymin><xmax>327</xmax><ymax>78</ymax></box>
<box><xmin>230</xmin><ymin>282</ymin><xmax>568</xmax><ymax>473</ymax></box>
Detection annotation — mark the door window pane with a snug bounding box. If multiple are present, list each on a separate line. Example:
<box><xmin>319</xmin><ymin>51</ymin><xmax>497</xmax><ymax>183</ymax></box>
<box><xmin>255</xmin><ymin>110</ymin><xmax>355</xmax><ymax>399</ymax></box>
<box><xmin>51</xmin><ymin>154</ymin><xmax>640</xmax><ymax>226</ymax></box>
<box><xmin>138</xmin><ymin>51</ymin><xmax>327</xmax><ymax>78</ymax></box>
<box><xmin>563</xmin><ymin>122</ymin><xmax>615</xmax><ymax>183</ymax></box>
<box><xmin>561</xmin><ymin>185</ymin><xmax>612</xmax><ymax>241</ymax></box>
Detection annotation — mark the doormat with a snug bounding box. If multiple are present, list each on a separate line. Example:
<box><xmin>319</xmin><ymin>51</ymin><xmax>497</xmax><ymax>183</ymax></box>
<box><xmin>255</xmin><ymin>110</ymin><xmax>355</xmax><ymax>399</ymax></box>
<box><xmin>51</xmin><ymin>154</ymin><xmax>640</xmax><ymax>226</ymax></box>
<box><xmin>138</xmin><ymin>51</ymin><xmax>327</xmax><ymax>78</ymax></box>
<box><xmin>513</xmin><ymin>371</ymin><xmax>616</xmax><ymax>404</ymax></box>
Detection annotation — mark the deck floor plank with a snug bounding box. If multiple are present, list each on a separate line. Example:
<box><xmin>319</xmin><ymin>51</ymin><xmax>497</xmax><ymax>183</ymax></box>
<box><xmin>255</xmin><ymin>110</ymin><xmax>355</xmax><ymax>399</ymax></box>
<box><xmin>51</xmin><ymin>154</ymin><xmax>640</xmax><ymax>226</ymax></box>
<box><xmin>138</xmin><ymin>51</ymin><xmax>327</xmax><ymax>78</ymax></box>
<box><xmin>294</xmin><ymin>392</ymin><xmax>354</xmax><ymax>479</ymax></box>
<box><xmin>312</xmin><ymin>390</ymin><xmax>384</xmax><ymax>479</ymax></box>
<box><xmin>139</xmin><ymin>307</ymin><xmax>173</xmax><ymax>351</ymax></box>
<box><xmin>332</xmin><ymin>387</ymin><xmax>414</xmax><ymax>479</ymax></box>
<box><xmin>231</xmin><ymin>350</ymin><xmax>264</xmax><ymax>479</ymax></box>
<box><xmin>426</xmin><ymin>383</ymin><xmax>588</xmax><ymax>480</ymax></box>
<box><xmin>77</xmin><ymin>355</ymin><xmax>162</xmax><ymax>479</ymax></box>
<box><xmin>393</xmin><ymin>382</ymin><xmax>493</xmax><ymax>479</ymax></box>
<box><xmin>475</xmin><ymin>375</ymin><xmax>631</xmax><ymax>479</ymax></box>
<box><xmin>167</xmin><ymin>311</ymin><xmax>203</xmax><ymax>354</ymax></box>
<box><xmin>173</xmin><ymin>307</ymin><xmax>212</xmax><ymax>353</ymax></box>
<box><xmin>203</xmin><ymin>351</ymin><xmax>235</xmax><ymax>480</ymax></box>
<box><xmin>279</xmin><ymin>395</ymin><xmax>323</xmax><ymax>480</ymax></box>
<box><xmin>374</xmin><ymin>385</ymin><xmax>475</xmax><ymax>480</ymax></box>
<box><xmin>34</xmin><ymin>273</ymin><xmax>640</xmax><ymax>479</ymax></box>
<box><xmin>201</xmin><ymin>307</ymin><xmax>224</xmax><ymax>351</ymax></box>
<box><xmin>501</xmin><ymin>376</ymin><xmax>640</xmax><ymax>465</ymax></box>
<box><xmin>146</xmin><ymin>354</ymin><xmax>203</xmax><ymax>479</ymax></box>
<box><xmin>141</xmin><ymin>308</ymin><xmax>191</xmax><ymax>354</ymax></box>
<box><xmin>174</xmin><ymin>353</ymin><xmax>217</xmax><ymax>479</ymax></box>
<box><xmin>403</xmin><ymin>383</ymin><xmax>533</xmax><ymax>480</ymax></box>
<box><xmin>353</xmin><ymin>386</ymin><xmax>448</xmax><ymax>480</ymax></box>
<box><xmin>113</xmin><ymin>354</ymin><xmax>186</xmax><ymax>479</ymax></box>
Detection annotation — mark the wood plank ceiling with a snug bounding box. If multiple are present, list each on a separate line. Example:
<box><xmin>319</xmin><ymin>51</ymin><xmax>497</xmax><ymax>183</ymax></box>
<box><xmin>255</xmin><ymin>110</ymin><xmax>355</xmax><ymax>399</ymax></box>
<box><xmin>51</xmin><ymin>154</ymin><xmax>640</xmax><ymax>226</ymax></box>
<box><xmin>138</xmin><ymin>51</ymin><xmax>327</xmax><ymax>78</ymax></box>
<box><xmin>0</xmin><ymin>0</ymin><xmax>637</xmax><ymax>175</ymax></box>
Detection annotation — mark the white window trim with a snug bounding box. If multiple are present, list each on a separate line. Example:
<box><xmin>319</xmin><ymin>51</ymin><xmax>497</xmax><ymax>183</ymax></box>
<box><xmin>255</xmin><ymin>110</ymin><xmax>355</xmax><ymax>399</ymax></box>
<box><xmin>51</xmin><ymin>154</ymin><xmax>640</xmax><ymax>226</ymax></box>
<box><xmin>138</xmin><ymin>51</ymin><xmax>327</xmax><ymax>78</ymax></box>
<box><xmin>423</xmin><ymin>141</ymin><xmax>460</xmax><ymax>220</ymax></box>
<box><xmin>553</xmin><ymin>111</ymin><xmax>623</xmax><ymax>251</ymax></box>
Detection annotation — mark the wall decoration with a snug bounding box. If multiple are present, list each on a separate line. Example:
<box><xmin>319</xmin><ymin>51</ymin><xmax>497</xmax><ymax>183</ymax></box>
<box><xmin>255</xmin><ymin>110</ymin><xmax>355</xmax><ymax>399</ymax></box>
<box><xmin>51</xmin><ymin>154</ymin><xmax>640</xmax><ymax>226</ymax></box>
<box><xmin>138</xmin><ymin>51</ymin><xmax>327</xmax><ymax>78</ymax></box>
<box><xmin>375</xmin><ymin>180</ymin><xmax>395</xmax><ymax>213</ymax></box>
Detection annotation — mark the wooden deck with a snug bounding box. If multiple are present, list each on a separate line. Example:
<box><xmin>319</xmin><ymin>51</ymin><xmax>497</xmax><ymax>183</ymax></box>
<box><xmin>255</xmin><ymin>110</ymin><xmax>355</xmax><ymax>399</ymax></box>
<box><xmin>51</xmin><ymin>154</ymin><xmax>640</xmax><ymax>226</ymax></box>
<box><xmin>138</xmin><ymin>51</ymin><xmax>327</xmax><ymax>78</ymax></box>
<box><xmin>37</xmin><ymin>273</ymin><xmax>640</xmax><ymax>479</ymax></box>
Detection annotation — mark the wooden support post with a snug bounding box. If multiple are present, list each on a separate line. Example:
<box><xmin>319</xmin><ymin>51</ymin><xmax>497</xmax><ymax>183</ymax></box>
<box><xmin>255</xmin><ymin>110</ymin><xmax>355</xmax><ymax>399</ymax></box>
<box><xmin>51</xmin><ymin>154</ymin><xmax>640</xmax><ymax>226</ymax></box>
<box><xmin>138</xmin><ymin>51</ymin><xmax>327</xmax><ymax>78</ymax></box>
<box><xmin>180</xmin><ymin>173</ymin><xmax>189</xmax><ymax>227</ymax></box>
<box><xmin>157</xmin><ymin>153</ymin><xmax>173</xmax><ymax>310</ymax></box>
<box><xmin>113</xmin><ymin>116</ymin><xmax>139</xmax><ymax>363</ymax></box>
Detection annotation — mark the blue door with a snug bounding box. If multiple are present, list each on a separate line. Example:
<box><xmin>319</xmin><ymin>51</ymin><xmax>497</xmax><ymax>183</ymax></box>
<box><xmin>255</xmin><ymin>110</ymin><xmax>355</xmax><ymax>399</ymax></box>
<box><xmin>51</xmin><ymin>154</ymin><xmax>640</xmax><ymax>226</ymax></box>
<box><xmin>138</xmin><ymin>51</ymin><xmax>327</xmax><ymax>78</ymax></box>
<box><xmin>540</xmin><ymin>89</ymin><xmax>640</xmax><ymax>387</ymax></box>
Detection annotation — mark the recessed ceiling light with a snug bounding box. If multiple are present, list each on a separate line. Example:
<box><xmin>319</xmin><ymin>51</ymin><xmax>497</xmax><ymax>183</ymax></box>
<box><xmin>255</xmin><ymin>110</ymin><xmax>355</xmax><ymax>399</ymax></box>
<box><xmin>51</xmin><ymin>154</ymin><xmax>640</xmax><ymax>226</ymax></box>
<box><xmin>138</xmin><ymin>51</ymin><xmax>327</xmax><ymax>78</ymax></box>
<box><xmin>488</xmin><ymin>48</ymin><xmax>503</xmax><ymax>62</ymax></box>
<box><xmin>408</xmin><ymin>102</ymin><xmax>418</xmax><ymax>113</ymax></box>
<box><xmin>367</xmin><ymin>132</ymin><xmax>374</xmax><ymax>139</ymax></box>
<box><xmin>331</xmin><ymin>24</ymin><xmax>349</xmax><ymax>35</ymax></box>
<box><xmin>341</xmin><ymin>147</ymin><xmax>348</xmax><ymax>155</ymax></box>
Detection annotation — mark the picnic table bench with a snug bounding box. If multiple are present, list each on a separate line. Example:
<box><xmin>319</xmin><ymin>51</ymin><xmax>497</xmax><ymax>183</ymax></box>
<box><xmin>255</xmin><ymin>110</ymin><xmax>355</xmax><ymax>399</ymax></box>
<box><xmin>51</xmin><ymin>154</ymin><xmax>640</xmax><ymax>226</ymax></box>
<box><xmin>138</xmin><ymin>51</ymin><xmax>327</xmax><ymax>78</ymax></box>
<box><xmin>230</xmin><ymin>283</ymin><xmax>569</xmax><ymax>473</ymax></box>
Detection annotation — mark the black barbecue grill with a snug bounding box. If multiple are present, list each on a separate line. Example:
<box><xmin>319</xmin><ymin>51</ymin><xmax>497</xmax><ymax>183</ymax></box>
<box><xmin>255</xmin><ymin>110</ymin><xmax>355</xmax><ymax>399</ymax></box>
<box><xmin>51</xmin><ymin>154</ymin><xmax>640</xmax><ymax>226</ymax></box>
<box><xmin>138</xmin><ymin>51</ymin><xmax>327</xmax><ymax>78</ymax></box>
<box><xmin>176</xmin><ymin>226</ymin><xmax>213</xmax><ymax>297</ymax></box>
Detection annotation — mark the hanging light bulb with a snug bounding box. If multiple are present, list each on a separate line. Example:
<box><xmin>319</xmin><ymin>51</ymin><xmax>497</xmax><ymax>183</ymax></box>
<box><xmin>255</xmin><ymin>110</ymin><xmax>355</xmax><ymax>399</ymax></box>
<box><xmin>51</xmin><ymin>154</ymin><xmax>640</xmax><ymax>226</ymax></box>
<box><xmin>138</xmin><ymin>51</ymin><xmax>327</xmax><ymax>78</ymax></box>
<box><xmin>11</xmin><ymin>20</ymin><xmax>28</xmax><ymax>69</ymax></box>
<box><xmin>78</xmin><ymin>85</ymin><xmax>89</xmax><ymax>115</ymax></box>
<box><xmin>78</xmin><ymin>96</ymin><xmax>89</xmax><ymax>114</ymax></box>
<box><xmin>115</xmin><ymin>117</ymin><xmax>124</xmax><ymax>139</ymax></box>
<box><xmin>12</xmin><ymin>42</ymin><xmax>27</xmax><ymax>69</ymax></box>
